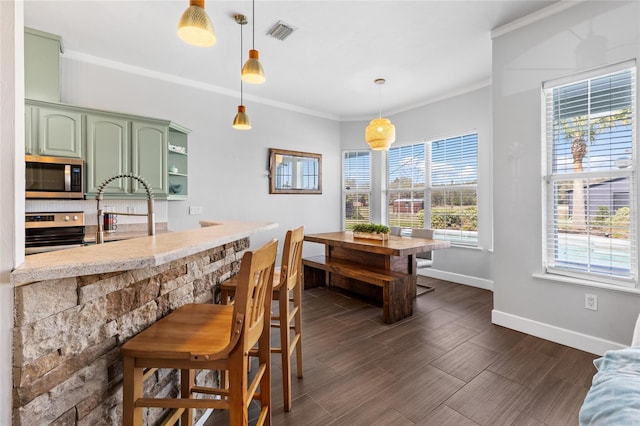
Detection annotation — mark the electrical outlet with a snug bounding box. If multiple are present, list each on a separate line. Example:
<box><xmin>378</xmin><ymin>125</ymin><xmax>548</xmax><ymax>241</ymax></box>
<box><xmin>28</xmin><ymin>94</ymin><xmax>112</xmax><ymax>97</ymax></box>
<box><xmin>585</xmin><ymin>294</ymin><xmax>598</xmax><ymax>311</ymax></box>
<box><xmin>189</xmin><ymin>206</ymin><xmax>203</xmax><ymax>215</ymax></box>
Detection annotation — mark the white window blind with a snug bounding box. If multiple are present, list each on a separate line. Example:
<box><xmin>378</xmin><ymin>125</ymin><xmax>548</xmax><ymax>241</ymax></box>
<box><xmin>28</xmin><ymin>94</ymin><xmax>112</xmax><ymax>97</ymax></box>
<box><xmin>429</xmin><ymin>133</ymin><xmax>478</xmax><ymax>245</ymax></box>
<box><xmin>343</xmin><ymin>151</ymin><xmax>371</xmax><ymax>230</ymax></box>
<box><xmin>543</xmin><ymin>65</ymin><xmax>637</xmax><ymax>285</ymax></box>
<box><xmin>387</xmin><ymin>143</ymin><xmax>426</xmax><ymax>229</ymax></box>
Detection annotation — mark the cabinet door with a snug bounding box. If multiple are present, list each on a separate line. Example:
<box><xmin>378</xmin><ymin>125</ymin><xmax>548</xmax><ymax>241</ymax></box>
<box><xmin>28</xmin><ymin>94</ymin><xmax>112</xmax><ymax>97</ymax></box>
<box><xmin>131</xmin><ymin>121</ymin><xmax>168</xmax><ymax>197</ymax></box>
<box><xmin>25</xmin><ymin>106</ymin><xmax>34</xmax><ymax>154</ymax></box>
<box><xmin>85</xmin><ymin>114</ymin><xmax>130</xmax><ymax>196</ymax></box>
<box><xmin>37</xmin><ymin>107</ymin><xmax>82</xmax><ymax>158</ymax></box>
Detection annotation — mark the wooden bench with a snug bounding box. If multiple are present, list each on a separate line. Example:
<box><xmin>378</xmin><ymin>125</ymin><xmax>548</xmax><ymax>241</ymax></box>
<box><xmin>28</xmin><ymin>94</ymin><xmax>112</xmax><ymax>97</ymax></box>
<box><xmin>302</xmin><ymin>255</ymin><xmax>412</xmax><ymax>324</ymax></box>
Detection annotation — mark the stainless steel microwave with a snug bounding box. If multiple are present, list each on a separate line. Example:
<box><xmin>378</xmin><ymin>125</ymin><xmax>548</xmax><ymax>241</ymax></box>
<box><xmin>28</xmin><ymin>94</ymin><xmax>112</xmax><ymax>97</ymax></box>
<box><xmin>25</xmin><ymin>155</ymin><xmax>84</xmax><ymax>199</ymax></box>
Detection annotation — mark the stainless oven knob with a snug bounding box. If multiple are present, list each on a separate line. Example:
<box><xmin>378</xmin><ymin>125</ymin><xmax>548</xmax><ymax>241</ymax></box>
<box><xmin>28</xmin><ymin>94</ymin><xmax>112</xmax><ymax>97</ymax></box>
<box><xmin>73</xmin><ymin>215</ymin><xmax>79</xmax><ymax>221</ymax></box>
<box><xmin>63</xmin><ymin>215</ymin><xmax>70</xmax><ymax>221</ymax></box>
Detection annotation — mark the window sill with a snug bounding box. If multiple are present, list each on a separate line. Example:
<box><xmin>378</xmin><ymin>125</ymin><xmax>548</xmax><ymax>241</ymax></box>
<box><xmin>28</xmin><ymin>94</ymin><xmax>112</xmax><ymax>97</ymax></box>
<box><xmin>450</xmin><ymin>243</ymin><xmax>484</xmax><ymax>251</ymax></box>
<box><xmin>532</xmin><ymin>272</ymin><xmax>640</xmax><ymax>295</ymax></box>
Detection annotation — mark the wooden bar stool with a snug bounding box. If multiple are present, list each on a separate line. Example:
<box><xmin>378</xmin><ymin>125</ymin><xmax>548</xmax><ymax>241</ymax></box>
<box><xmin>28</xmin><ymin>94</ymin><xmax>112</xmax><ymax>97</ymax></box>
<box><xmin>121</xmin><ymin>239</ymin><xmax>278</xmax><ymax>426</ymax></box>
<box><xmin>220</xmin><ymin>226</ymin><xmax>304</xmax><ymax>412</ymax></box>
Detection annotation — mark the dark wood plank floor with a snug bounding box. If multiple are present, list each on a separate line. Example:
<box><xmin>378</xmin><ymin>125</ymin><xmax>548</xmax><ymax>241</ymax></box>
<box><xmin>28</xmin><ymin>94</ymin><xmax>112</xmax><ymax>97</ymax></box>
<box><xmin>206</xmin><ymin>277</ymin><xmax>598</xmax><ymax>425</ymax></box>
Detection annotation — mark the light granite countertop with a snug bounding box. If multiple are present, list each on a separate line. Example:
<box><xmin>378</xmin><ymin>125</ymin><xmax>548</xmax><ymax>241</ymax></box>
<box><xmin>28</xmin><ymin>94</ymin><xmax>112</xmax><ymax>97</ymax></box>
<box><xmin>12</xmin><ymin>220</ymin><xmax>278</xmax><ymax>286</ymax></box>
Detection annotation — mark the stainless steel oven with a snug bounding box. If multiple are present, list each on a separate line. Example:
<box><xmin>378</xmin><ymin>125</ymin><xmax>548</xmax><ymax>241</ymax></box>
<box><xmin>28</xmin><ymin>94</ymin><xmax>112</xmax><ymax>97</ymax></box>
<box><xmin>25</xmin><ymin>212</ymin><xmax>85</xmax><ymax>254</ymax></box>
<box><xmin>26</xmin><ymin>155</ymin><xmax>84</xmax><ymax>199</ymax></box>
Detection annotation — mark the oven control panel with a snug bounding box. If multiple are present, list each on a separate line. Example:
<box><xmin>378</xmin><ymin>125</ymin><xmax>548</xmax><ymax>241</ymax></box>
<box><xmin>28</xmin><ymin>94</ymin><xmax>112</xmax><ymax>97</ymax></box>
<box><xmin>26</xmin><ymin>212</ymin><xmax>85</xmax><ymax>228</ymax></box>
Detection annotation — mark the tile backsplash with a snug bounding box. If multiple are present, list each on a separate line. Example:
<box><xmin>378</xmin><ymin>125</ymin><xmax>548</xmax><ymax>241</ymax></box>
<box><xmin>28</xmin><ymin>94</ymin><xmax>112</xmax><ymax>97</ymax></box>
<box><xmin>25</xmin><ymin>199</ymin><xmax>168</xmax><ymax>226</ymax></box>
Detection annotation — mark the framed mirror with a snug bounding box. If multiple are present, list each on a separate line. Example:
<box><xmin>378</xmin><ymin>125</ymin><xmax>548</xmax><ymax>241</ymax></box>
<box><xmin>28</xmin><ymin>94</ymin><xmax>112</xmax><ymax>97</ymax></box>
<box><xmin>269</xmin><ymin>148</ymin><xmax>322</xmax><ymax>194</ymax></box>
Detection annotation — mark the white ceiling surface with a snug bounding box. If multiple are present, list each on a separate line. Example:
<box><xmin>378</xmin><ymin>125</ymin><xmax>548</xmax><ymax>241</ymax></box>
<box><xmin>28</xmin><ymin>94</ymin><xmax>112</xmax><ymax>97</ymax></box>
<box><xmin>24</xmin><ymin>0</ymin><xmax>559</xmax><ymax>121</ymax></box>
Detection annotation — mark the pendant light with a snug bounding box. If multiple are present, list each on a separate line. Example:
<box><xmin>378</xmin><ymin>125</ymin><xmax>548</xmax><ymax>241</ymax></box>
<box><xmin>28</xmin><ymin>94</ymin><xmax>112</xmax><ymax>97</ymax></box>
<box><xmin>365</xmin><ymin>78</ymin><xmax>396</xmax><ymax>150</ymax></box>
<box><xmin>233</xmin><ymin>14</ymin><xmax>252</xmax><ymax>130</ymax></box>
<box><xmin>177</xmin><ymin>0</ymin><xmax>216</xmax><ymax>47</ymax></box>
<box><xmin>241</xmin><ymin>0</ymin><xmax>265</xmax><ymax>84</ymax></box>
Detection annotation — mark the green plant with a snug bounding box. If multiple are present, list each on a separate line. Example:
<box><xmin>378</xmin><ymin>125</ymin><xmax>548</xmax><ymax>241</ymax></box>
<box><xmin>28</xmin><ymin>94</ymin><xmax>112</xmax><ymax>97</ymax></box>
<box><xmin>351</xmin><ymin>223</ymin><xmax>390</xmax><ymax>234</ymax></box>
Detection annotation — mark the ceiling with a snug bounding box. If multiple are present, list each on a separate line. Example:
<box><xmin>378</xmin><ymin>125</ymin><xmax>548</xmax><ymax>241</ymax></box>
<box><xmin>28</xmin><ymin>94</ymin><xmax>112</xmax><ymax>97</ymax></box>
<box><xmin>24</xmin><ymin>0</ymin><xmax>560</xmax><ymax>121</ymax></box>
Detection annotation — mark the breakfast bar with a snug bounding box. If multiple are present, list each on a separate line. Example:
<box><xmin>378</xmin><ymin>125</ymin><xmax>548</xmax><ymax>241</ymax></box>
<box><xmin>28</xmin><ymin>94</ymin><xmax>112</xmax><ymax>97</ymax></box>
<box><xmin>303</xmin><ymin>231</ymin><xmax>450</xmax><ymax>323</ymax></box>
<box><xmin>11</xmin><ymin>221</ymin><xmax>276</xmax><ymax>425</ymax></box>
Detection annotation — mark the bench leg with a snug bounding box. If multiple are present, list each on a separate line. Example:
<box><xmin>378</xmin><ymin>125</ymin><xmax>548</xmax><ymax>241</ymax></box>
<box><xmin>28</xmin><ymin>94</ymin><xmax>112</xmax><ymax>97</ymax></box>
<box><xmin>382</xmin><ymin>278</ymin><xmax>413</xmax><ymax>324</ymax></box>
<box><xmin>303</xmin><ymin>265</ymin><xmax>327</xmax><ymax>289</ymax></box>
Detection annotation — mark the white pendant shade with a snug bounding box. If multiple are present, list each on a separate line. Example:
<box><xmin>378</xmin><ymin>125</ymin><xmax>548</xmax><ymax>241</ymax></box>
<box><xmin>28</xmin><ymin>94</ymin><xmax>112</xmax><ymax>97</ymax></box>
<box><xmin>177</xmin><ymin>0</ymin><xmax>216</xmax><ymax>47</ymax></box>
<box><xmin>233</xmin><ymin>105</ymin><xmax>252</xmax><ymax>130</ymax></box>
<box><xmin>365</xmin><ymin>117</ymin><xmax>396</xmax><ymax>150</ymax></box>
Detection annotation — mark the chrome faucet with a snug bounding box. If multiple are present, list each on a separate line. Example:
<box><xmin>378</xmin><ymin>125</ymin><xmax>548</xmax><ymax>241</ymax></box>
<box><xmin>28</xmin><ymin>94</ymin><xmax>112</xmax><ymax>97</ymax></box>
<box><xmin>95</xmin><ymin>173</ymin><xmax>155</xmax><ymax>244</ymax></box>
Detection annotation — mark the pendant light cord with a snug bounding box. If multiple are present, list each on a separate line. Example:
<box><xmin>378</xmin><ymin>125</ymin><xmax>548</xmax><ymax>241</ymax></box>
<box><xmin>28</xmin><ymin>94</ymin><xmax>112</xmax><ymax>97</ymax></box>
<box><xmin>378</xmin><ymin>84</ymin><xmax>382</xmax><ymax>119</ymax></box>
<box><xmin>240</xmin><ymin>19</ymin><xmax>244</xmax><ymax>104</ymax></box>
<box><xmin>252</xmin><ymin>0</ymin><xmax>256</xmax><ymax>49</ymax></box>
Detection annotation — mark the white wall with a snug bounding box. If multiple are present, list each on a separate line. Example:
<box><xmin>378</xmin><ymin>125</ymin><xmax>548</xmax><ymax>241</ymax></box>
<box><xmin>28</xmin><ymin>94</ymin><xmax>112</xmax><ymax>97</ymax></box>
<box><xmin>60</xmin><ymin>57</ymin><xmax>342</xmax><ymax>255</ymax></box>
<box><xmin>0</xmin><ymin>1</ymin><xmax>24</xmax><ymax>423</ymax></box>
<box><xmin>492</xmin><ymin>1</ymin><xmax>640</xmax><ymax>354</ymax></box>
<box><xmin>341</xmin><ymin>86</ymin><xmax>494</xmax><ymax>289</ymax></box>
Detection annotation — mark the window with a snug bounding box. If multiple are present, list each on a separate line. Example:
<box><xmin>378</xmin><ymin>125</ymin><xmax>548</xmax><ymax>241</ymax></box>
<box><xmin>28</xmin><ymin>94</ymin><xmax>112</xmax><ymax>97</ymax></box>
<box><xmin>543</xmin><ymin>64</ymin><xmax>636</xmax><ymax>286</ymax></box>
<box><xmin>386</xmin><ymin>134</ymin><xmax>478</xmax><ymax>245</ymax></box>
<box><xmin>388</xmin><ymin>143</ymin><xmax>426</xmax><ymax>229</ymax></box>
<box><xmin>343</xmin><ymin>151</ymin><xmax>371</xmax><ymax>230</ymax></box>
<box><xmin>429</xmin><ymin>133</ymin><xmax>478</xmax><ymax>245</ymax></box>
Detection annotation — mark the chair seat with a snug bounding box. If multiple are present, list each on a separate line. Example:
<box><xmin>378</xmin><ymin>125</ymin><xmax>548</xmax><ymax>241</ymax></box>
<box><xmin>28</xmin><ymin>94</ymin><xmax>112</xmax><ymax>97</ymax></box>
<box><xmin>121</xmin><ymin>304</ymin><xmax>234</xmax><ymax>360</ymax></box>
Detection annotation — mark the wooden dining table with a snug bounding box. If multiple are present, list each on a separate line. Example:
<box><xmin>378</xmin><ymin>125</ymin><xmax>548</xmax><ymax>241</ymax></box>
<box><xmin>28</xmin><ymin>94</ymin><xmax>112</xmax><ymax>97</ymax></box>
<box><xmin>302</xmin><ymin>231</ymin><xmax>450</xmax><ymax>323</ymax></box>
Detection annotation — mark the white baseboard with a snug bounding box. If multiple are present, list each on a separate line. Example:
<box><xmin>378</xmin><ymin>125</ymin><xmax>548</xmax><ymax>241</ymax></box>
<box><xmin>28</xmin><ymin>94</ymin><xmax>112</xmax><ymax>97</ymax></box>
<box><xmin>418</xmin><ymin>268</ymin><xmax>494</xmax><ymax>291</ymax></box>
<box><xmin>492</xmin><ymin>309</ymin><xmax>626</xmax><ymax>356</ymax></box>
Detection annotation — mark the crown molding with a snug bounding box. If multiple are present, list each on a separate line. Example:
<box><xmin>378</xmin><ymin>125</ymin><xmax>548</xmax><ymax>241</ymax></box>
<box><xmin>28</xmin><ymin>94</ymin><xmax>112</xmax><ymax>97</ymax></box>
<box><xmin>63</xmin><ymin>49</ymin><xmax>340</xmax><ymax>121</ymax></box>
<box><xmin>491</xmin><ymin>0</ymin><xmax>586</xmax><ymax>39</ymax></box>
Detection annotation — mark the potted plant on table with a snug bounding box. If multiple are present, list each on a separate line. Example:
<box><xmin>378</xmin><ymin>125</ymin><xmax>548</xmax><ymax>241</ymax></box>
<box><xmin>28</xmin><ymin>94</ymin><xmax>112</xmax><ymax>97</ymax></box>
<box><xmin>352</xmin><ymin>223</ymin><xmax>391</xmax><ymax>241</ymax></box>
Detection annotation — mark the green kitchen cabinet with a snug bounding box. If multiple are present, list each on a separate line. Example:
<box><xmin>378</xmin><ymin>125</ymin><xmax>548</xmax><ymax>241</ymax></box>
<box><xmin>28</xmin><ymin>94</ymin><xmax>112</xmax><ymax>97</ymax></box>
<box><xmin>25</xmin><ymin>27</ymin><xmax>62</xmax><ymax>102</ymax></box>
<box><xmin>167</xmin><ymin>124</ymin><xmax>190</xmax><ymax>200</ymax></box>
<box><xmin>85</xmin><ymin>115</ymin><xmax>168</xmax><ymax>199</ymax></box>
<box><xmin>25</xmin><ymin>105</ymin><xmax>34</xmax><ymax>154</ymax></box>
<box><xmin>85</xmin><ymin>113</ymin><xmax>130</xmax><ymax>196</ymax></box>
<box><xmin>131</xmin><ymin>120</ymin><xmax>168</xmax><ymax>197</ymax></box>
<box><xmin>25</xmin><ymin>101</ymin><xmax>83</xmax><ymax>158</ymax></box>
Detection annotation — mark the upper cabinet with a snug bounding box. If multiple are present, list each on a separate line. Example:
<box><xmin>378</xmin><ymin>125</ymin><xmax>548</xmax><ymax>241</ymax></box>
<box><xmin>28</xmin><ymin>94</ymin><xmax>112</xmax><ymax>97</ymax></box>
<box><xmin>131</xmin><ymin>121</ymin><xmax>168</xmax><ymax>197</ymax></box>
<box><xmin>25</xmin><ymin>101</ymin><xmax>83</xmax><ymax>158</ymax></box>
<box><xmin>25</xmin><ymin>27</ymin><xmax>63</xmax><ymax>102</ymax></box>
<box><xmin>85</xmin><ymin>113</ymin><xmax>130</xmax><ymax>196</ymax></box>
<box><xmin>167</xmin><ymin>124</ymin><xmax>190</xmax><ymax>200</ymax></box>
<box><xmin>24</xmin><ymin>100</ymin><xmax>188</xmax><ymax>201</ymax></box>
<box><xmin>85</xmin><ymin>114</ymin><xmax>170</xmax><ymax>199</ymax></box>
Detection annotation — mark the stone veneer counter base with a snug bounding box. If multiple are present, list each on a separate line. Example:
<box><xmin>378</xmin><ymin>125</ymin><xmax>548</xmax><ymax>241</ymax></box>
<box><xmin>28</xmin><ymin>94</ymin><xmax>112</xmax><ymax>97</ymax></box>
<box><xmin>12</xmin><ymin>220</ymin><xmax>277</xmax><ymax>425</ymax></box>
<box><xmin>12</xmin><ymin>220</ymin><xmax>277</xmax><ymax>286</ymax></box>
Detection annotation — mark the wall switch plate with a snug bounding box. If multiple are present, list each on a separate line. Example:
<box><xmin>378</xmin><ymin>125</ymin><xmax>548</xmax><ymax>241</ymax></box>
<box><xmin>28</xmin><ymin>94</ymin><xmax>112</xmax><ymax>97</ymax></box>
<box><xmin>585</xmin><ymin>294</ymin><xmax>598</xmax><ymax>311</ymax></box>
<box><xmin>189</xmin><ymin>206</ymin><xmax>203</xmax><ymax>215</ymax></box>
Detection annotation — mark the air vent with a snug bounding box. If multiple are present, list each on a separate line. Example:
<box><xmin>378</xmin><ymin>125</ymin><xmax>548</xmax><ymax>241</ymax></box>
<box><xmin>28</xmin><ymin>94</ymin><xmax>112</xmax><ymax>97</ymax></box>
<box><xmin>266</xmin><ymin>21</ymin><xmax>295</xmax><ymax>41</ymax></box>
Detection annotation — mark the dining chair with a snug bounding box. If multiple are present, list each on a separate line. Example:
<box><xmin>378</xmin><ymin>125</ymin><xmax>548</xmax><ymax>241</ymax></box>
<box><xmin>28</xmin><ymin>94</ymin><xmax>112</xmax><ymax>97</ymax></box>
<box><xmin>220</xmin><ymin>226</ymin><xmax>305</xmax><ymax>412</ymax></box>
<box><xmin>121</xmin><ymin>239</ymin><xmax>278</xmax><ymax>426</ymax></box>
<box><xmin>410</xmin><ymin>228</ymin><xmax>435</xmax><ymax>295</ymax></box>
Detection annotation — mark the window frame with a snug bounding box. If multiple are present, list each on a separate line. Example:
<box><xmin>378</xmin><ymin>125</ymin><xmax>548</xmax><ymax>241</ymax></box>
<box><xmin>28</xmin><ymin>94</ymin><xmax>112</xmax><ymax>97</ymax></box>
<box><xmin>384</xmin><ymin>132</ymin><xmax>479</xmax><ymax>246</ymax></box>
<box><xmin>428</xmin><ymin>133</ymin><xmax>479</xmax><ymax>246</ymax></box>
<box><xmin>541</xmin><ymin>61</ymin><xmax>637</xmax><ymax>287</ymax></box>
<box><xmin>342</xmin><ymin>150</ymin><xmax>372</xmax><ymax>230</ymax></box>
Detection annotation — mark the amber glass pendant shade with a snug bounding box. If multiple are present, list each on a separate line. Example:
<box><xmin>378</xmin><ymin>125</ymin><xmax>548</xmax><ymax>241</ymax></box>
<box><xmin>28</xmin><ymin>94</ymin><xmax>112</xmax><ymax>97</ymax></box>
<box><xmin>177</xmin><ymin>0</ymin><xmax>216</xmax><ymax>47</ymax></box>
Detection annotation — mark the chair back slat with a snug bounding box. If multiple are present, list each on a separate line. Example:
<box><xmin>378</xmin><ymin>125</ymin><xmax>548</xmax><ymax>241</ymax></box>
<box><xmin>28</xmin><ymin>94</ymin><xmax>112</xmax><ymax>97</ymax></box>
<box><xmin>277</xmin><ymin>226</ymin><xmax>305</xmax><ymax>293</ymax></box>
<box><xmin>233</xmin><ymin>239</ymin><xmax>278</xmax><ymax>349</ymax></box>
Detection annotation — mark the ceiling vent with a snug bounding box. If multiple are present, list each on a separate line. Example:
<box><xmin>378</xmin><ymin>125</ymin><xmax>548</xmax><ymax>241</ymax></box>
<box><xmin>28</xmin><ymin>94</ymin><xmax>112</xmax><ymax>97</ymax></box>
<box><xmin>266</xmin><ymin>21</ymin><xmax>295</xmax><ymax>41</ymax></box>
